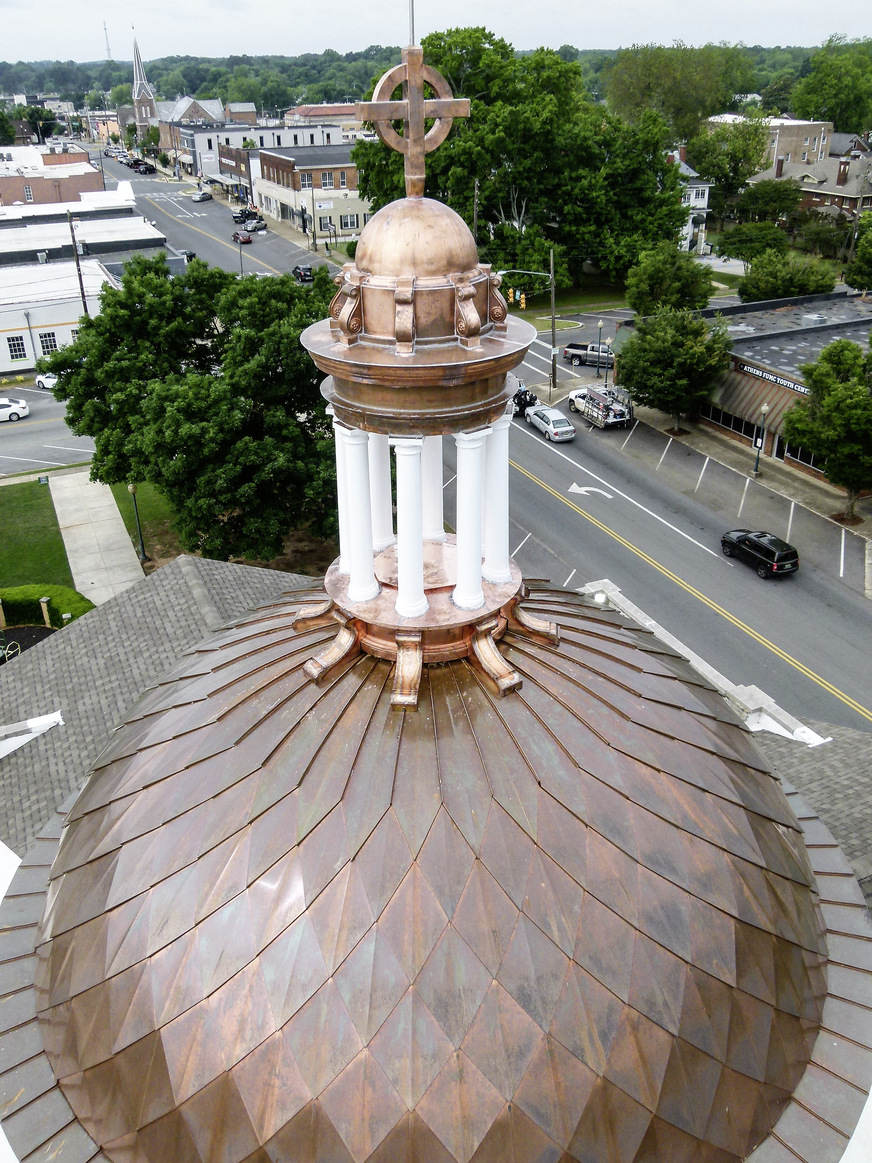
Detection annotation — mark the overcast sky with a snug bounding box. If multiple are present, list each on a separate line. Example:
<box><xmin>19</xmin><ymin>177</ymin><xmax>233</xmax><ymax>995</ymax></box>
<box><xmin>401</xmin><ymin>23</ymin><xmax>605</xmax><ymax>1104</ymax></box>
<box><xmin>2</xmin><ymin>0</ymin><xmax>868</xmax><ymax>64</ymax></box>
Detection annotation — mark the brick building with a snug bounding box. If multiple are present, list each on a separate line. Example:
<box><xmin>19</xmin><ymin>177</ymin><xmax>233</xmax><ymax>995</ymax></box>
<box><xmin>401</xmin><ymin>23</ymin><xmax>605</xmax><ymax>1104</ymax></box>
<box><xmin>256</xmin><ymin>144</ymin><xmax>371</xmax><ymax>246</ymax></box>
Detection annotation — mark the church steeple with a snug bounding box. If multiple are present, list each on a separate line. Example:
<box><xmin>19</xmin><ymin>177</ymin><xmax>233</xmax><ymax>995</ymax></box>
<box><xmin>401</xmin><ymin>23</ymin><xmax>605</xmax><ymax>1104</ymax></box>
<box><xmin>131</xmin><ymin>33</ymin><xmax>156</xmax><ymax>137</ymax></box>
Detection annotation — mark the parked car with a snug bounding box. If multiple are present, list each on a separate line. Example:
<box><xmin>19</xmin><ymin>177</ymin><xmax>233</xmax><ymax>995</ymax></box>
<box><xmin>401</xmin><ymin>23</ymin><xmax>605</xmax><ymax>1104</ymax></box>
<box><xmin>0</xmin><ymin>398</ymin><xmax>29</xmax><ymax>422</ymax></box>
<box><xmin>232</xmin><ymin>231</ymin><xmax>252</xmax><ymax>244</ymax></box>
<box><xmin>293</xmin><ymin>265</ymin><xmax>314</xmax><ymax>282</ymax></box>
<box><xmin>245</xmin><ymin>218</ymin><xmax>267</xmax><ymax>232</ymax></box>
<box><xmin>133</xmin><ymin>161</ymin><xmax>156</xmax><ymax>174</ymax></box>
<box><xmin>525</xmin><ymin>406</ymin><xmax>576</xmax><ymax>442</ymax></box>
<box><xmin>179</xmin><ymin>250</ymin><xmax>196</xmax><ymax>261</ymax></box>
<box><xmin>191</xmin><ymin>190</ymin><xmax>212</xmax><ymax>202</ymax></box>
<box><xmin>568</xmin><ymin>386</ymin><xmax>617</xmax><ymax>410</ymax></box>
<box><xmin>720</xmin><ymin>529</ymin><xmax>799</xmax><ymax>578</ymax></box>
<box><xmin>231</xmin><ymin>209</ymin><xmax>250</xmax><ymax>224</ymax></box>
<box><xmin>35</xmin><ymin>372</ymin><xmax>58</xmax><ymax>390</ymax></box>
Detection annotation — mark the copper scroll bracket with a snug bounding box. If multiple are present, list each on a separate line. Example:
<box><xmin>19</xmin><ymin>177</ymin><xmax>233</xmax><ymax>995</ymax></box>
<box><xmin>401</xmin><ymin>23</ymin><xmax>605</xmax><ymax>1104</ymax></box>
<box><xmin>294</xmin><ymin>601</ymin><xmax>362</xmax><ymax>684</ymax></box>
<box><xmin>391</xmin><ymin>630</ymin><xmax>423</xmax><ymax>708</ymax></box>
<box><xmin>505</xmin><ymin>595</ymin><xmax>560</xmax><ymax>645</ymax></box>
<box><xmin>469</xmin><ymin>615</ymin><xmax>522</xmax><ymax>697</ymax></box>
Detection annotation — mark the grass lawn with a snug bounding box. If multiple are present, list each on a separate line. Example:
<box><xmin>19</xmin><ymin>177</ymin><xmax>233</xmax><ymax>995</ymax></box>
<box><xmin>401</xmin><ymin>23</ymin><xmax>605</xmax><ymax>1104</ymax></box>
<box><xmin>0</xmin><ymin>480</ymin><xmax>74</xmax><ymax>588</ymax></box>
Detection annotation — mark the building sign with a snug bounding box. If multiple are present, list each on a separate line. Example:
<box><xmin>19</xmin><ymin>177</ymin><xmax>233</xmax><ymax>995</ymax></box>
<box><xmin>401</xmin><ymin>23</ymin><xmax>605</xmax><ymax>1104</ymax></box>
<box><xmin>734</xmin><ymin>359</ymin><xmax>809</xmax><ymax>395</ymax></box>
<box><xmin>316</xmin><ymin>200</ymin><xmax>334</xmax><ymax>210</ymax></box>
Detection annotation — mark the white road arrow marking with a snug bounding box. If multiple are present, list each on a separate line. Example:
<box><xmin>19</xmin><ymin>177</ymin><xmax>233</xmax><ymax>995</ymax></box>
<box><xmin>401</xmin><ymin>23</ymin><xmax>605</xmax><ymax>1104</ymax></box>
<box><xmin>569</xmin><ymin>484</ymin><xmax>613</xmax><ymax>499</ymax></box>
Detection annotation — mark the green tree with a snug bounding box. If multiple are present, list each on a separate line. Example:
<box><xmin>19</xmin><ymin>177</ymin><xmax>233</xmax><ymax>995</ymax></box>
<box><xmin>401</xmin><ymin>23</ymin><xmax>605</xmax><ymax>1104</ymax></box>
<box><xmin>782</xmin><ymin>337</ymin><xmax>872</xmax><ymax>519</ymax></box>
<box><xmin>41</xmin><ymin>255</ymin><xmax>338</xmax><ymax>560</ymax></box>
<box><xmin>736</xmin><ymin>179</ymin><xmax>802</xmax><ymax>223</ymax></box>
<box><xmin>791</xmin><ymin>37</ymin><xmax>872</xmax><ymax>132</ymax></box>
<box><xmin>759</xmin><ymin>72</ymin><xmax>797</xmax><ymax>115</ymax></box>
<box><xmin>845</xmin><ymin>233</ymin><xmax>872</xmax><ymax>292</ymax></box>
<box><xmin>737</xmin><ymin>250</ymin><xmax>836</xmax><ymax>301</ymax></box>
<box><xmin>0</xmin><ymin>108</ymin><xmax>14</xmax><ymax>146</ymax></box>
<box><xmin>715</xmin><ymin>221</ymin><xmax>788</xmax><ymax>268</ymax></box>
<box><xmin>603</xmin><ymin>42</ymin><xmax>755</xmax><ymax>141</ymax></box>
<box><xmin>109</xmin><ymin>84</ymin><xmax>131</xmax><ymax>109</ymax></box>
<box><xmin>13</xmin><ymin>104</ymin><xmax>57</xmax><ymax>142</ymax></box>
<box><xmin>624</xmin><ymin>242</ymin><xmax>715</xmax><ymax>314</ymax></box>
<box><xmin>85</xmin><ymin>89</ymin><xmax>104</xmax><ymax>110</ymax></box>
<box><xmin>616</xmin><ymin>308</ymin><xmax>732</xmax><ymax>431</ymax></box>
<box><xmin>686</xmin><ymin>118</ymin><xmax>769</xmax><ymax>225</ymax></box>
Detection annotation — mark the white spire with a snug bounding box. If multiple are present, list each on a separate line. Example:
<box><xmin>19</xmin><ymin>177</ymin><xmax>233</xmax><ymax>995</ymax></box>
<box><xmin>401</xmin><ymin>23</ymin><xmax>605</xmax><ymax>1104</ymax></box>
<box><xmin>132</xmin><ymin>34</ymin><xmax>154</xmax><ymax>102</ymax></box>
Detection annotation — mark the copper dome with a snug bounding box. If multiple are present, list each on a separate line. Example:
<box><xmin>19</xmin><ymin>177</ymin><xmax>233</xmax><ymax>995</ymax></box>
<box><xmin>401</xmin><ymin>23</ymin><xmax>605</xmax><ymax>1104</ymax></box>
<box><xmin>356</xmin><ymin>198</ymin><xmax>479</xmax><ymax>280</ymax></box>
<box><xmin>34</xmin><ymin>585</ymin><xmax>828</xmax><ymax>1162</ymax></box>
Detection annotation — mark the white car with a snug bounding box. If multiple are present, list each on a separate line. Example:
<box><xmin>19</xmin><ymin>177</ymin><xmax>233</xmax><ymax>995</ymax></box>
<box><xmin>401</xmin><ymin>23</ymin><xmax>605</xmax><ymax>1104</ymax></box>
<box><xmin>35</xmin><ymin>372</ymin><xmax>58</xmax><ymax>390</ymax></box>
<box><xmin>525</xmin><ymin>406</ymin><xmax>576</xmax><ymax>442</ymax></box>
<box><xmin>568</xmin><ymin>386</ymin><xmax>617</xmax><ymax>411</ymax></box>
<box><xmin>0</xmin><ymin>398</ymin><xmax>29</xmax><ymax>422</ymax></box>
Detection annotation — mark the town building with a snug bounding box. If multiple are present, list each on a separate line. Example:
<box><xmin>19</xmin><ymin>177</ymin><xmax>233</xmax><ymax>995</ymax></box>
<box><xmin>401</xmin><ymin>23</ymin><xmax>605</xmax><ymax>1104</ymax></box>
<box><xmin>257</xmin><ymin>143</ymin><xmax>370</xmax><ymax>245</ymax></box>
<box><xmin>748</xmin><ymin>154</ymin><xmax>872</xmax><ymax>223</ymax></box>
<box><xmin>696</xmin><ymin>292</ymin><xmax>872</xmax><ymax>475</ymax></box>
<box><xmin>0</xmin><ymin>258</ymin><xmax>116</xmax><ymax>374</ymax></box>
<box><xmin>0</xmin><ymin>145</ymin><xmax>102</xmax><ymax>206</ymax></box>
<box><xmin>667</xmin><ymin>146</ymin><xmax>711</xmax><ymax>251</ymax></box>
<box><xmin>710</xmin><ymin>113</ymin><xmax>833</xmax><ymax>167</ymax></box>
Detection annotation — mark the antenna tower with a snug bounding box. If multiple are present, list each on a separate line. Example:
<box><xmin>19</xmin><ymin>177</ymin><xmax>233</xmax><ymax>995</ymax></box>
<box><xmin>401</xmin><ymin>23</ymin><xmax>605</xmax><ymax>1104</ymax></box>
<box><xmin>103</xmin><ymin>21</ymin><xmax>112</xmax><ymax>61</ymax></box>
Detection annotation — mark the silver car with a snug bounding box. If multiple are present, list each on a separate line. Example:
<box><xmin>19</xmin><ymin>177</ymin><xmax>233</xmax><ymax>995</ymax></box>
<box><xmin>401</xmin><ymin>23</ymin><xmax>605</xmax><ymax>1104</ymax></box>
<box><xmin>525</xmin><ymin>406</ymin><xmax>576</xmax><ymax>442</ymax></box>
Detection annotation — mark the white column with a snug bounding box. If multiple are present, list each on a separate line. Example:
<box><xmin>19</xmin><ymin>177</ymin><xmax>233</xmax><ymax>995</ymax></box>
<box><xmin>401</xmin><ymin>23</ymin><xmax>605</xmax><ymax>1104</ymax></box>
<box><xmin>482</xmin><ymin>408</ymin><xmax>512</xmax><ymax>584</ymax></box>
<box><xmin>341</xmin><ymin>427</ymin><xmax>379</xmax><ymax>603</ymax></box>
<box><xmin>331</xmin><ymin>409</ymin><xmax>350</xmax><ymax>575</ymax></box>
<box><xmin>368</xmin><ymin>433</ymin><xmax>394</xmax><ymax>550</ymax></box>
<box><xmin>453</xmin><ymin>431</ymin><xmax>486</xmax><ymax>610</ymax></box>
<box><xmin>392</xmin><ymin>438</ymin><xmax>428</xmax><ymax>618</ymax></box>
<box><xmin>422</xmin><ymin>435</ymin><xmax>446</xmax><ymax>541</ymax></box>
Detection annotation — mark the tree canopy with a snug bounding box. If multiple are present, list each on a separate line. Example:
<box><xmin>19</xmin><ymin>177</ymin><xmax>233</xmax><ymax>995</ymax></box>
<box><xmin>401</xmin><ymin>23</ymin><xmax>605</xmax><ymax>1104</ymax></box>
<box><xmin>616</xmin><ymin>309</ymin><xmax>732</xmax><ymax>430</ymax></box>
<box><xmin>737</xmin><ymin>250</ymin><xmax>836</xmax><ymax>301</ymax></box>
<box><xmin>602</xmin><ymin>42</ymin><xmax>756</xmax><ymax>141</ymax></box>
<box><xmin>846</xmin><ymin>233</ymin><xmax>872</xmax><ymax>292</ymax></box>
<box><xmin>715</xmin><ymin>221</ymin><xmax>789</xmax><ymax>268</ymax></box>
<box><xmin>353</xmin><ymin>28</ymin><xmax>686</xmax><ymax>283</ymax></box>
<box><xmin>791</xmin><ymin>37</ymin><xmax>872</xmax><ymax>132</ymax></box>
<box><xmin>685</xmin><ymin>119</ymin><xmax>769</xmax><ymax>223</ymax></box>
<box><xmin>41</xmin><ymin>255</ymin><xmax>338</xmax><ymax>561</ymax></box>
<box><xmin>624</xmin><ymin>242</ymin><xmax>715</xmax><ymax>314</ymax></box>
<box><xmin>782</xmin><ymin>335</ymin><xmax>872</xmax><ymax>518</ymax></box>
<box><xmin>736</xmin><ymin>179</ymin><xmax>802</xmax><ymax>223</ymax></box>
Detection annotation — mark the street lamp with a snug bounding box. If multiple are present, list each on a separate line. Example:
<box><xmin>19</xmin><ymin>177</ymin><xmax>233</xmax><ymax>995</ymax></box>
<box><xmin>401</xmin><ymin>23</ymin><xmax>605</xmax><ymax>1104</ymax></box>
<box><xmin>603</xmin><ymin>338</ymin><xmax>614</xmax><ymax>391</ymax></box>
<box><xmin>753</xmin><ymin>402</ymin><xmax>771</xmax><ymax>474</ymax></box>
<box><xmin>596</xmin><ymin>319</ymin><xmax>604</xmax><ymax>377</ymax></box>
<box><xmin>496</xmin><ymin>251</ymin><xmax>557</xmax><ymax>400</ymax></box>
<box><xmin>127</xmin><ymin>483</ymin><xmax>150</xmax><ymax>563</ymax></box>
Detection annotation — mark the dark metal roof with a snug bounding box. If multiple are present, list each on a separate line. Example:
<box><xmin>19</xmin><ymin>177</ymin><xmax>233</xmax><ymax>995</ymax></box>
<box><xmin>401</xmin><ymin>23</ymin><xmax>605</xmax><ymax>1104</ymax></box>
<box><xmin>28</xmin><ymin>583</ymin><xmax>840</xmax><ymax>1161</ymax></box>
<box><xmin>258</xmin><ymin>144</ymin><xmax>355</xmax><ymax>167</ymax></box>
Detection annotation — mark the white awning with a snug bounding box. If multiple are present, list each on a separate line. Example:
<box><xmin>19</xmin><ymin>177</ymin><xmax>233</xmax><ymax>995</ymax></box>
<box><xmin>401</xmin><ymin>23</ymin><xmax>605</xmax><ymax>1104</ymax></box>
<box><xmin>176</xmin><ymin>154</ymin><xmax>193</xmax><ymax>164</ymax></box>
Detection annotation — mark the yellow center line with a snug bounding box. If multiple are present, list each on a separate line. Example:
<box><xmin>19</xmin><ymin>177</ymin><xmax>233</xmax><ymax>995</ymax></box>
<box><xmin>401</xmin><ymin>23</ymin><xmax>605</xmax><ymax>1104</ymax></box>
<box><xmin>143</xmin><ymin>197</ymin><xmax>283</xmax><ymax>274</ymax></box>
<box><xmin>511</xmin><ymin>458</ymin><xmax>872</xmax><ymax>723</ymax></box>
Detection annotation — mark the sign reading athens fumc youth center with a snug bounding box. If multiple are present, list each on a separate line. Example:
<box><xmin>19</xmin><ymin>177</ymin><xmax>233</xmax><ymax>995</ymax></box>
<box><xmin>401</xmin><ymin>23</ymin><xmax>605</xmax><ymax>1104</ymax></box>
<box><xmin>734</xmin><ymin>359</ymin><xmax>810</xmax><ymax>395</ymax></box>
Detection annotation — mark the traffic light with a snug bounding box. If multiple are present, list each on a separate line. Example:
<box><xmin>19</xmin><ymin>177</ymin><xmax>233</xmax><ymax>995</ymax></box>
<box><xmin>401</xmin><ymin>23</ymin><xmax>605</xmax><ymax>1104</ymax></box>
<box><xmin>520</xmin><ymin>293</ymin><xmax>527</xmax><ymax>310</ymax></box>
<box><xmin>507</xmin><ymin>287</ymin><xmax>514</xmax><ymax>303</ymax></box>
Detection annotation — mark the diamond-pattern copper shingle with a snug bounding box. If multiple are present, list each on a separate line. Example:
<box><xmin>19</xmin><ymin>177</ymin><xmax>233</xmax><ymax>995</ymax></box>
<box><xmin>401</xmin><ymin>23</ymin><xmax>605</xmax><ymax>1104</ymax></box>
<box><xmin>34</xmin><ymin>586</ymin><xmax>828</xmax><ymax>1162</ymax></box>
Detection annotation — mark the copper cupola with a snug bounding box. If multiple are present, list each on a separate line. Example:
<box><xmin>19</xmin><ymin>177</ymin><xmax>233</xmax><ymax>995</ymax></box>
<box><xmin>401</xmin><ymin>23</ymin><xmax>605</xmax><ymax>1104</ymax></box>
<box><xmin>299</xmin><ymin>46</ymin><xmax>544</xmax><ymax>708</ymax></box>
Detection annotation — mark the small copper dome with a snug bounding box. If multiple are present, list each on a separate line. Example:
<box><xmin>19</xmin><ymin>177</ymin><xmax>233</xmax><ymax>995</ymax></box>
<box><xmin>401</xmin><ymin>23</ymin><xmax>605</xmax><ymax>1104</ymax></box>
<box><xmin>356</xmin><ymin>198</ymin><xmax>479</xmax><ymax>280</ymax></box>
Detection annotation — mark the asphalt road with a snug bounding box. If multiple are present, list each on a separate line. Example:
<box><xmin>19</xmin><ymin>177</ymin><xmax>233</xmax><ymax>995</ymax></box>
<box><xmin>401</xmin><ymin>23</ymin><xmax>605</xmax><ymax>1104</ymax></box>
<box><xmin>443</xmin><ymin>332</ymin><xmax>872</xmax><ymax>736</ymax></box>
<box><xmin>97</xmin><ymin>154</ymin><xmax>328</xmax><ymax>277</ymax></box>
<box><xmin>0</xmin><ymin>387</ymin><xmax>93</xmax><ymax>476</ymax></box>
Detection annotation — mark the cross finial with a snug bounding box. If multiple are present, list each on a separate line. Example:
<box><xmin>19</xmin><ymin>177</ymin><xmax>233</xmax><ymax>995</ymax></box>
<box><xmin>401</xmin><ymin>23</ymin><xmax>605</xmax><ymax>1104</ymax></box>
<box><xmin>357</xmin><ymin>46</ymin><xmax>470</xmax><ymax>198</ymax></box>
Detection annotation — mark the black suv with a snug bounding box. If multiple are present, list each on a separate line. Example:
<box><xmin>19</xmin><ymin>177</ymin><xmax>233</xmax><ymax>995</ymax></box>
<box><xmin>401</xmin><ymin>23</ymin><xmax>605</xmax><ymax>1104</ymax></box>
<box><xmin>292</xmin><ymin>265</ymin><xmax>314</xmax><ymax>283</ymax></box>
<box><xmin>721</xmin><ymin>530</ymin><xmax>799</xmax><ymax>578</ymax></box>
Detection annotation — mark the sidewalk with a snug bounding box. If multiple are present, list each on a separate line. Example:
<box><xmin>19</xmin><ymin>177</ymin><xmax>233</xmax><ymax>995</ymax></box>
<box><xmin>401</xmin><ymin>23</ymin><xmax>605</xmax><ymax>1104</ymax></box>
<box><xmin>48</xmin><ymin>471</ymin><xmax>144</xmax><ymax>605</ymax></box>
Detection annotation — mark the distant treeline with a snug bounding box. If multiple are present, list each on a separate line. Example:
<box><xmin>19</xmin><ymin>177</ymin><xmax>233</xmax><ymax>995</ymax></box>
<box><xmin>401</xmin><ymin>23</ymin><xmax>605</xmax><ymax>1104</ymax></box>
<box><xmin>0</xmin><ymin>43</ymin><xmax>817</xmax><ymax>114</ymax></box>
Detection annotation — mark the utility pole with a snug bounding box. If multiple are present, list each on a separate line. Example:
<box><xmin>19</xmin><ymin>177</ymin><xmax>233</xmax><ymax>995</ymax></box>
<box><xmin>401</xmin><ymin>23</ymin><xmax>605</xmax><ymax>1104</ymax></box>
<box><xmin>550</xmin><ymin>249</ymin><xmax>557</xmax><ymax>404</ymax></box>
<box><xmin>67</xmin><ymin>211</ymin><xmax>90</xmax><ymax>318</ymax></box>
